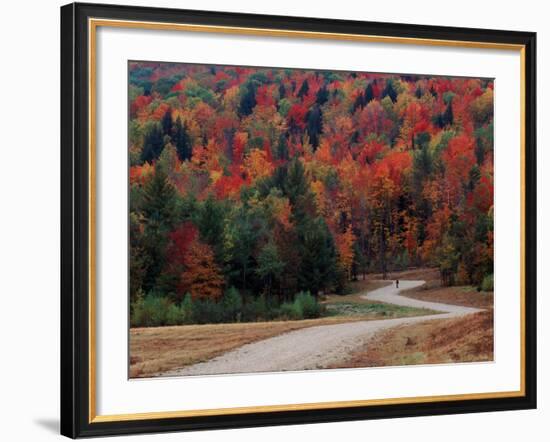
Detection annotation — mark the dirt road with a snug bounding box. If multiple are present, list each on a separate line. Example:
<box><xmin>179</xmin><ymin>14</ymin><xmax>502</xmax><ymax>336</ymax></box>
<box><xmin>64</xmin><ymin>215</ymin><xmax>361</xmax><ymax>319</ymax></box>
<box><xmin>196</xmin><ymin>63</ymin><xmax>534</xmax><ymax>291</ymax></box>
<box><xmin>162</xmin><ymin>280</ymin><xmax>483</xmax><ymax>377</ymax></box>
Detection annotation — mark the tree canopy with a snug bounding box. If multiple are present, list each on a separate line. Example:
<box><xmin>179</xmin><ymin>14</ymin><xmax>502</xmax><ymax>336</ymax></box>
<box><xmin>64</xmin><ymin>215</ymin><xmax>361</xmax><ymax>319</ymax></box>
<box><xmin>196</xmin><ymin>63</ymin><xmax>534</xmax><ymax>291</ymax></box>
<box><xmin>129</xmin><ymin>61</ymin><xmax>494</xmax><ymax>305</ymax></box>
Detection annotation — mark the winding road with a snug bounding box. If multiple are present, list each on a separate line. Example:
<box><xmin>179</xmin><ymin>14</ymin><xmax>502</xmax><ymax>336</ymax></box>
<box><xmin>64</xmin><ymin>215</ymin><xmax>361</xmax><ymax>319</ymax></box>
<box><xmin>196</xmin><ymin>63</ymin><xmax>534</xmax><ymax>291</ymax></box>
<box><xmin>162</xmin><ymin>280</ymin><xmax>483</xmax><ymax>377</ymax></box>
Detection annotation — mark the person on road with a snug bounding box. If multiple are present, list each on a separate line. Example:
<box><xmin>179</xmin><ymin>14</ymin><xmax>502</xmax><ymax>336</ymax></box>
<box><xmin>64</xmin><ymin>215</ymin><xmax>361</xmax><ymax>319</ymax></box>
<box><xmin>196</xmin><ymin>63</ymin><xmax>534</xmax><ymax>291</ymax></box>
<box><xmin>395</xmin><ymin>279</ymin><xmax>399</xmax><ymax>289</ymax></box>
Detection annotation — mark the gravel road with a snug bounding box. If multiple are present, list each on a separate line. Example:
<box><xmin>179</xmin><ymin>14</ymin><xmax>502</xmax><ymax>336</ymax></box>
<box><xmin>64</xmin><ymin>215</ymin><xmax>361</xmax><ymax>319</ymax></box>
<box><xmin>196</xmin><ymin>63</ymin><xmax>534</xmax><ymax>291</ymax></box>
<box><xmin>162</xmin><ymin>280</ymin><xmax>483</xmax><ymax>377</ymax></box>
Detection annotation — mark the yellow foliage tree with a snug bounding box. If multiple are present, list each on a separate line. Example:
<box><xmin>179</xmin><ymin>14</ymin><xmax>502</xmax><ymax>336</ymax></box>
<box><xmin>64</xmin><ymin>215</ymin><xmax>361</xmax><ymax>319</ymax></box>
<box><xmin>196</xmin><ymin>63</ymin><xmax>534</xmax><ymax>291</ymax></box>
<box><xmin>243</xmin><ymin>148</ymin><xmax>274</xmax><ymax>182</ymax></box>
<box><xmin>336</xmin><ymin>224</ymin><xmax>356</xmax><ymax>281</ymax></box>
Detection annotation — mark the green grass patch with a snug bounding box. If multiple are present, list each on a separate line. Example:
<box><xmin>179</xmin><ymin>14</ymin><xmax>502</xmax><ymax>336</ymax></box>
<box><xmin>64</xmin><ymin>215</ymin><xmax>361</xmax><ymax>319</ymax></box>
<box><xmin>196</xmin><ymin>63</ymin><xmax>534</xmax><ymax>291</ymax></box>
<box><xmin>324</xmin><ymin>300</ymin><xmax>435</xmax><ymax>319</ymax></box>
<box><xmin>460</xmin><ymin>286</ymin><xmax>478</xmax><ymax>293</ymax></box>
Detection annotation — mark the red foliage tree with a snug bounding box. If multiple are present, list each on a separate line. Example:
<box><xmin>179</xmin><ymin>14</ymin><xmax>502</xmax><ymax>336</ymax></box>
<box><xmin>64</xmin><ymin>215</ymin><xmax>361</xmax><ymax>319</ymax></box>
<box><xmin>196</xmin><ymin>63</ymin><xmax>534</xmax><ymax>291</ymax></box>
<box><xmin>442</xmin><ymin>133</ymin><xmax>476</xmax><ymax>205</ymax></box>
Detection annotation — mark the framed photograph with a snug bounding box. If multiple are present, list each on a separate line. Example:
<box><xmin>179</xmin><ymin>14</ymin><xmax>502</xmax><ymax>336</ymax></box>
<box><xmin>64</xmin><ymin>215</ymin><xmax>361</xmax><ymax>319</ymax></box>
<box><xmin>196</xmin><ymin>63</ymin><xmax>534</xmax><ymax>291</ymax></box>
<box><xmin>60</xmin><ymin>2</ymin><xmax>536</xmax><ymax>438</ymax></box>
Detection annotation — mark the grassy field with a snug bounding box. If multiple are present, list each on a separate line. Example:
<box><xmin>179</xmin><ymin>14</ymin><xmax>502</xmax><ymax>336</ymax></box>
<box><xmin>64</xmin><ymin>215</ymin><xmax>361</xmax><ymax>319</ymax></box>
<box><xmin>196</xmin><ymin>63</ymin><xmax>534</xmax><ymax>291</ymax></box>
<box><xmin>329</xmin><ymin>310</ymin><xmax>493</xmax><ymax>369</ymax></box>
<box><xmin>402</xmin><ymin>284</ymin><xmax>494</xmax><ymax>309</ymax></box>
<box><xmin>371</xmin><ymin>266</ymin><xmax>494</xmax><ymax>309</ymax></box>
<box><xmin>323</xmin><ymin>280</ymin><xmax>436</xmax><ymax>318</ymax></box>
<box><xmin>131</xmin><ymin>317</ymin><xmax>358</xmax><ymax>378</ymax></box>
<box><xmin>130</xmin><ymin>279</ymin><xmax>431</xmax><ymax>378</ymax></box>
<box><xmin>328</xmin><ymin>272</ymin><xmax>494</xmax><ymax>369</ymax></box>
<box><xmin>130</xmin><ymin>269</ymin><xmax>494</xmax><ymax>377</ymax></box>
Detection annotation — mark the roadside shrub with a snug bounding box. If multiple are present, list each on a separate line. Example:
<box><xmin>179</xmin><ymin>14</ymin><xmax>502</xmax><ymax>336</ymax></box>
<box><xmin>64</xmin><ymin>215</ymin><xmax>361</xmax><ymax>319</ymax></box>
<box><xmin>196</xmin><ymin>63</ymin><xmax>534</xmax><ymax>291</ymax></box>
<box><xmin>241</xmin><ymin>294</ymin><xmax>268</xmax><ymax>322</ymax></box>
<box><xmin>481</xmin><ymin>274</ymin><xmax>494</xmax><ymax>292</ymax></box>
<box><xmin>180</xmin><ymin>292</ymin><xmax>193</xmax><ymax>324</ymax></box>
<box><xmin>264</xmin><ymin>295</ymin><xmax>284</xmax><ymax>320</ymax></box>
<box><xmin>222</xmin><ymin>287</ymin><xmax>243</xmax><ymax>322</ymax></box>
<box><xmin>294</xmin><ymin>291</ymin><xmax>322</xmax><ymax>318</ymax></box>
<box><xmin>150</xmin><ymin>296</ymin><xmax>173</xmax><ymax>325</ymax></box>
<box><xmin>131</xmin><ymin>294</ymin><xmax>174</xmax><ymax>327</ymax></box>
<box><xmin>130</xmin><ymin>289</ymin><xmax>325</xmax><ymax>326</ymax></box>
<box><xmin>165</xmin><ymin>303</ymin><xmax>182</xmax><ymax>326</ymax></box>
<box><xmin>279</xmin><ymin>301</ymin><xmax>303</xmax><ymax>320</ymax></box>
<box><xmin>278</xmin><ymin>292</ymin><xmax>323</xmax><ymax>320</ymax></box>
<box><xmin>192</xmin><ymin>299</ymin><xmax>223</xmax><ymax>324</ymax></box>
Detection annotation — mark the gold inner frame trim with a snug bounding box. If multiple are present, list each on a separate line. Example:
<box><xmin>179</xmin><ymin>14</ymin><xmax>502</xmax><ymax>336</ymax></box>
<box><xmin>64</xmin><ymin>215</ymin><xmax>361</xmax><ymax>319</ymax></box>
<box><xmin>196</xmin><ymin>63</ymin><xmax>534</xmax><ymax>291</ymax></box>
<box><xmin>88</xmin><ymin>17</ymin><xmax>527</xmax><ymax>424</ymax></box>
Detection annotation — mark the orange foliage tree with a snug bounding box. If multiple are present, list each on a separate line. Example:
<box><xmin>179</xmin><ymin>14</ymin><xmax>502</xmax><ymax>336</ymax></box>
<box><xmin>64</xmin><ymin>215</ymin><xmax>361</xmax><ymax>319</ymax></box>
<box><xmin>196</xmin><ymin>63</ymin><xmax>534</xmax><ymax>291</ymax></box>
<box><xmin>179</xmin><ymin>239</ymin><xmax>224</xmax><ymax>301</ymax></box>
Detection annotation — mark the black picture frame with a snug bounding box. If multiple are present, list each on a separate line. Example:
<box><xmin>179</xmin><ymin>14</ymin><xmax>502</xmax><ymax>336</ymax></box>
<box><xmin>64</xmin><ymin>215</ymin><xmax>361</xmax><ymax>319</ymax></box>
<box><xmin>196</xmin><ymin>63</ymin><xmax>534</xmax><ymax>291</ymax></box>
<box><xmin>61</xmin><ymin>2</ymin><xmax>537</xmax><ymax>438</ymax></box>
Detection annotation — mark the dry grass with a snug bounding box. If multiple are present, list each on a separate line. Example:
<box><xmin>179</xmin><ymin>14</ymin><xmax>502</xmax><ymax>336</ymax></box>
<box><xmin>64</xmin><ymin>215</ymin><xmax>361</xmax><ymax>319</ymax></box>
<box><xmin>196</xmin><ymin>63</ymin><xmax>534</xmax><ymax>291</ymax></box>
<box><xmin>130</xmin><ymin>279</ymin><xmax>406</xmax><ymax>378</ymax></box>
<box><xmin>130</xmin><ymin>271</ymin><xmax>491</xmax><ymax>377</ymax></box>
<box><xmin>402</xmin><ymin>285</ymin><xmax>494</xmax><ymax>309</ymax></box>
<box><xmin>131</xmin><ymin>316</ymin><xmax>379</xmax><ymax>378</ymax></box>
<box><xmin>329</xmin><ymin>310</ymin><xmax>494</xmax><ymax>369</ymax></box>
<box><xmin>130</xmin><ymin>281</ymin><xmax>438</xmax><ymax>378</ymax></box>
<box><xmin>369</xmin><ymin>267</ymin><xmax>494</xmax><ymax>309</ymax></box>
<box><xmin>327</xmin><ymin>277</ymin><xmax>494</xmax><ymax>369</ymax></box>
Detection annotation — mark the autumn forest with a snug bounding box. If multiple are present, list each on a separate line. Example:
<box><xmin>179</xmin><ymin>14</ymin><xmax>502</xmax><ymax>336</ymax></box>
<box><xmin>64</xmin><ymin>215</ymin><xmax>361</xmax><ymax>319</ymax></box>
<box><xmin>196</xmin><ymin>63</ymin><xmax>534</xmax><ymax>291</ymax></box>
<box><xmin>128</xmin><ymin>61</ymin><xmax>494</xmax><ymax>327</ymax></box>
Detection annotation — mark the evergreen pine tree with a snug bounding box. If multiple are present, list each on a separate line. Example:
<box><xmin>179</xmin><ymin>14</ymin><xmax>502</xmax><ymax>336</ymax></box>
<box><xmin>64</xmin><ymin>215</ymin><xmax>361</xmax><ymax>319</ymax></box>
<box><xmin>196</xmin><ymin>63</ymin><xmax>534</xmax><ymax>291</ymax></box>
<box><xmin>297</xmin><ymin>217</ymin><xmax>337</xmax><ymax>295</ymax></box>
<box><xmin>238</xmin><ymin>82</ymin><xmax>257</xmax><ymax>117</ymax></box>
<box><xmin>284</xmin><ymin>157</ymin><xmax>311</xmax><ymax>211</ymax></box>
<box><xmin>306</xmin><ymin>104</ymin><xmax>323</xmax><ymax>149</ymax></box>
<box><xmin>475</xmin><ymin>137</ymin><xmax>485</xmax><ymax>165</ymax></box>
<box><xmin>276</xmin><ymin>134</ymin><xmax>290</xmax><ymax>161</ymax></box>
<box><xmin>443</xmin><ymin>100</ymin><xmax>454</xmax><ymax>126</ymax></box>
<box><xmin>139</xmin><ymin>166</ymin><xmax>178</xmax><ymax>292</ymax></box>
<box><xmin>382</xmin><ymin>80</ymin><xmax>398</xmax><ymax>102</ymax></box>
<box><xmin>161</xmin><ymin>109</ymin><xmax>173</xmax><ymax>136</ymax></box>
<box><xmin>364</xmin><ymin>83</ymin><xmax>374</xmax><ymax>103</ymax></box>
<box><xmin>297</xmin><ymin>79</ymin><xmax>309</xmax><ymax>98</ymax></box>
<box><xmin>173</xmin><ymin>116</ymin><xmax>192</xmax><ymax>161</ymax></box>
<box><xmin>352</xmin><ymin>93</ymin><xmax>365</xmax><ymax>113</ymax></box>
<box><xmin>193</xmin><ymin>195</ymin><xmax>226</xmax><ymax>262</ymax></box>
<box><xmin>140</xmin><ymin>123</ymin><xmax>165</xmax><ymax>163</ymax></box>
<box><xmin>256</xmin><ymin>240</ymin><xmax>284</xmax><ymax>296</ymax></box>
<box><xmin>278</xmin><ymin>82</ymin><xmax>286</xmax><ymax>99</ymax></box>
<box><xmin>316</xmin><ymin>85</ymin><xmax>329</xmax><ymax>105</ymax></box>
